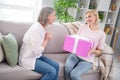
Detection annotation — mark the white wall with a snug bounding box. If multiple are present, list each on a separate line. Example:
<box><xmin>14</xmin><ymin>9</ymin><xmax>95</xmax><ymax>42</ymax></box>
<box><xmin>42</xmin><ymin>0</ymin><xmax>54</xmax><ymax>7</ymax></box>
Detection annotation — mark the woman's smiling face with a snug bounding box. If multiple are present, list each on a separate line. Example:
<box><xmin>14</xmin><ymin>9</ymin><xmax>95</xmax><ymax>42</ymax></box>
<box><xmin>85</xmin><ymin>13</ymin><xmax>96</xmax><ymax>25</ymax></box>
<box><xmin>48</xmin><ymin>11</ymin><xmax>56</xmax><ymax>24</ymax></box>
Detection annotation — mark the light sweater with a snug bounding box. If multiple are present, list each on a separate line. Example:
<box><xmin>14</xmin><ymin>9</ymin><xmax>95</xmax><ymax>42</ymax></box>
<box><xmin>19</xmin><ymin>22</ymin><xmax>45</xmax><ymax>70</ymax></box>
<box><xmin>77</xmin><ymin>24</ymin><xmax>106</xmax><ymax>63</ymax></box>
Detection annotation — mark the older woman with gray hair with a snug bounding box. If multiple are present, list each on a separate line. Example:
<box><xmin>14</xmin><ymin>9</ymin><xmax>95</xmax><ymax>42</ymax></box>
<box><xmin>19</xmin><ymin>6</ymin><xmax>59</xmax><ymax>80</ymax></box>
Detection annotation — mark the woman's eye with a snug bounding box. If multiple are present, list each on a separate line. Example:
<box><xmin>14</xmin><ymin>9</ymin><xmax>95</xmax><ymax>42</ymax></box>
<box><xmin>88</xmin><ymin>16</ymin><xmax>91</xmax><ymax>18</ymax></box>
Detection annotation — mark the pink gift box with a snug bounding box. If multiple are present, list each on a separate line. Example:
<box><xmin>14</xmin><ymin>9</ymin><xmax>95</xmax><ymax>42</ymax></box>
<box><xmin>63</xmin><ymin>35</ymin><xmax>93</xmax><ymax>57</ymax></box>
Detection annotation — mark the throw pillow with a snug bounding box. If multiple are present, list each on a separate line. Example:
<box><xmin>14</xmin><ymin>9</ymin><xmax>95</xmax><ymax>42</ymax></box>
<box><xmin>0</xmin><ymin>33</ymin><xmax>4</xmax><ymax>62</ymax></box>
<box><xmin>1</xmin><ymin>33</ymin><xmax>18</xmax><ymax>67</ymax></box>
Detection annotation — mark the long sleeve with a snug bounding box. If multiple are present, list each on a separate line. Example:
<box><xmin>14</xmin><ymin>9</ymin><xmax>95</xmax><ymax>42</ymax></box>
<box><xmin>30</xmin><ymin>27</ymin><xmax>45</xmax><ymax>58</ymax></box>
<box><xmin>19</xmin><ymin>22</ymin><xmax>46</xmax><ymax>70</ymax></box>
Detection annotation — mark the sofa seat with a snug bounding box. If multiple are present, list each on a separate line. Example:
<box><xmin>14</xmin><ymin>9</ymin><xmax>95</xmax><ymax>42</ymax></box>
<box><xmin>0</xmin><ymin>62</ymin><xmax>41</xmax><ymax>80</ymax></box>
<box><xmin>0</xmin><ymin>53</ymin><xmax>99</xmax><ymax>80</ymax></box>
<box><xmin>45</xmin><ymin>53</ymin><xmax>100</xmax><ymax>80</ymax></box>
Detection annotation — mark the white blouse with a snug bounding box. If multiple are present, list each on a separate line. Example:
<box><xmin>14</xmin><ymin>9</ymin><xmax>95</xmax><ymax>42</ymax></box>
<box><xmin>19</xmin><ymin>22</ymin><xmax>45</xmax><ymax>70</ymax></box>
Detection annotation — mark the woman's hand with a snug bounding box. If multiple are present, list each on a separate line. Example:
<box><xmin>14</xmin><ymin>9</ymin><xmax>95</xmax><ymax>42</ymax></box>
<box><xmin>88</xmin><ymin>48</ymin><xmax>95</xmax><ymax>56</ymax></box>
<box><xmin>44</xmin><ymin>32</ymin><xmax>52</xmax><ymax>41</ymax></box>
<box><xmin>42</xmin><ymin>32</ymin><xmax>52</xmax><ymax>48</ymax></box>
<box><xmin>88</xmin><ymin>48</ymin><xmax>102</xmax><ymax>56</ymax></box>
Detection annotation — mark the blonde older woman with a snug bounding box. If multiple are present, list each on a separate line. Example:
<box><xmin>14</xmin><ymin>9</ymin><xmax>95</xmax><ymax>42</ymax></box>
<box><xmin>65</xmin><ymin>10</ymin><xmax>106</xmax><ymax>80</ymax></box>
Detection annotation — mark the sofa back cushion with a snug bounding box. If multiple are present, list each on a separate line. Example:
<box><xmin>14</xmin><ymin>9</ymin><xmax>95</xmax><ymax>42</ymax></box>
<box><xmin>0</xmin><ymin>21</ymin><xmax>70</xmax><ymax>54</ymax></box>
<box><xmin>44</xmin><ymin>23</ymin><xmax>69</xmax><ymax>54</ymax></box>
<box><xmin>0</xmin><ymin>21</ymin><xmax>32</xmax><ymax>49</ymax></box>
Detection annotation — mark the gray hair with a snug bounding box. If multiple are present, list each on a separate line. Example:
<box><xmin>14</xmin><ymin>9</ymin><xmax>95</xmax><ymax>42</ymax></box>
<box><xmin>38</xmin><ymin>6</ymin><xmax>55</xmax><ymax>26</ymax></box>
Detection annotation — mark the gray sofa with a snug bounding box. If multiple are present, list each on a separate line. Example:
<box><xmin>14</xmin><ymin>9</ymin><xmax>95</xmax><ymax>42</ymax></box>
<box><xmin>0</xmin><ymin>21</ymin><xmax>113</xmax><ymax>80</ymax></box>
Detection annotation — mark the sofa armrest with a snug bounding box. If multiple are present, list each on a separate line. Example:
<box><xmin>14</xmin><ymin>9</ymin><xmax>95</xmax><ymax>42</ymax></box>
<box><xmin>102</xmin><ymin>43</ymin><xmax>114</xmax><ymax>55</ymax></box>
<box><xmin>98</xmin><ymin>43</ymin><xmax>114</xmax><ymax>80</ymax></box>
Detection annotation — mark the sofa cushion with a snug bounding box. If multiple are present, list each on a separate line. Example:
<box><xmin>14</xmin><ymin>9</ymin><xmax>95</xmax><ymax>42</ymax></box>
<box><xmin>0</xmin><ymin>62</ymin><xmax>41</xmax><ymax>80</ymax></box>
<box><xmin>44</xmin><ymin>53</ymin><xmax>99</xmax><ymax>77</ymax></box>
<box><xmin>44</xmin><ymin>23</ymin><xmax>69</xmax><ymax>54</ymax></box>
<box><xmin>0</xmin><ymin>33</ymin><xmax>4</xmax><ymax>62</ymax></box>
<box><xmin>1</xmin><ymin>33</ymin><xmax>18</xmax><ymax>67</ymax></box>
<box><xmin>0</xmin><ymin>21</ymin><xmax>32</xmax><ymax>48</ymax></box>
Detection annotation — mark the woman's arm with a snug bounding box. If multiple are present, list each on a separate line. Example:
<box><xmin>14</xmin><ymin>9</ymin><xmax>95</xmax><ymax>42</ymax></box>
<box><xmin>42</xmin><ymin>32</ymin><xmax>52</xmax><ymax>48</ymax></box>
<box><xmin>89</xmin><ymin>48</ymin><xmax>102</xmax><ymax>56</ymax></box>
<box><xmin>89</xmin><ymin>31</ymin><xmax>106</xmax><ymax>56</ymax></box>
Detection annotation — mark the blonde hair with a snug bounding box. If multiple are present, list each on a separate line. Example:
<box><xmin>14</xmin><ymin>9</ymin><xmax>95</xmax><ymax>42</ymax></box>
<box><xmin>85</xmin><ymin>9</ymin><xmax>100</xmax><ymax>25</ymax></box>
